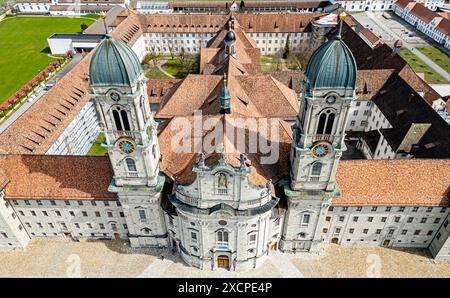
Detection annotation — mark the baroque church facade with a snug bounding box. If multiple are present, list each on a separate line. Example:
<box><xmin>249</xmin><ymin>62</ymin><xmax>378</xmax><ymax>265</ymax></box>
<box><xmin>0</xmin><ymin>11</ymin><xmax>449</xmax><ymax>270</ymax></box>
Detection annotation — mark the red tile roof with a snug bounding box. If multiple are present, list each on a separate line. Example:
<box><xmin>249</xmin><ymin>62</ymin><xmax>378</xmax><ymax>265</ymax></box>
<box><xmin>335</xmin><ymin>160</ymin><xmax>450</xmax><ymax>206</ymax></box>
<box><xmin>0</xmin><ymin>155</ymin><xmax>116</xmax><ymax>200</ymax></box>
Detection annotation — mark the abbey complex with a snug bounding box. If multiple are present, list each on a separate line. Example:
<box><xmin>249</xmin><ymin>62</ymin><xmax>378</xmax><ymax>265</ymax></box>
<box><xmin>0</xmin><ymin>7</ymin><xmax>449</xmax><ymax>271</ymax></box>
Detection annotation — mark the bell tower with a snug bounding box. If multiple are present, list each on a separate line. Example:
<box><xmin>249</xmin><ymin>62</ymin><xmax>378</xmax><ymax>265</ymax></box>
<box><xmin>89</xmin><ymin>36</ymin><xmax>167</xmax><ymax>248</ymax></box>
<box><xmin>280</xmin><ymin>13</ymin><xmax>357</xmax><ymax>253</ymax></box>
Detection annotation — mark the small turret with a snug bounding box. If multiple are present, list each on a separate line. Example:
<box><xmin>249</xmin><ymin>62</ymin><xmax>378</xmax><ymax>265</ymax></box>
<box><xmin>220</xmin><ymin>75</ymin><xmax>231</xmax><ymax>114</ymax></box>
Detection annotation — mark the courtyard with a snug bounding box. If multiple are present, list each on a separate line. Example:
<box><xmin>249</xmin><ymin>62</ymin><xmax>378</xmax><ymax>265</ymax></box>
<box><xmin>0</xmin><ymin>239</ymin><xmax>448</xmax><ymax>277</ymax></box>
<box><xmin>0</xmin><ymin>16</ymin><xmax>96</xmax><ymax>104</ymax></box>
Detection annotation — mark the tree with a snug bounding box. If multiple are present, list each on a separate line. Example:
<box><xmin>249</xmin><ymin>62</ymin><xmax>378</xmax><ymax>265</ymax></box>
<box><xmin>283</xmin><ymin>35</ymin><xmax>290</xmax><ymax>59</ymax></box>
<box><xmin>80</xmin><ymin>23</ymin><xmax>88</xmax><ymax>31</ymax></box>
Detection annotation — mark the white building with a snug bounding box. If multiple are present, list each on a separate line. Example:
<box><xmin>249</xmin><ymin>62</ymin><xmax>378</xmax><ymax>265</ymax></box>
<box><xmin>394</xmin><ymin>0</ymin><xmax>450</xmax><ymax>49</ymax></box>
<box><xmin>15</xmin><ymin>0</ymin><xmax>130</xmax><ymax>15</ymax></box>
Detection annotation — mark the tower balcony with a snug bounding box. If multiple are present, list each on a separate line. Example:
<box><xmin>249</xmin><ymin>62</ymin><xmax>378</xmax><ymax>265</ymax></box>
<box><xmin>116</xmin><ymin>130</ymin><xmax>134</xmax><ymax>138</ymax></box>
<box><xmin>313</xmin><ymin>134</ymin><xmax>332</xmax><ymax>143</ymax></box>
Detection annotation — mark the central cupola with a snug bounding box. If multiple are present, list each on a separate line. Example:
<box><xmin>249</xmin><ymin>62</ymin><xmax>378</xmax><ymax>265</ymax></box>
<box><xmin>304</xmin><ymin>13</ymin><xmax>357</xmax><ymax>93</ymax></box>
<box><xmin>89</xmin><ymin>35</ymin><xmax>143</xmax><ymax>88</ymax></box>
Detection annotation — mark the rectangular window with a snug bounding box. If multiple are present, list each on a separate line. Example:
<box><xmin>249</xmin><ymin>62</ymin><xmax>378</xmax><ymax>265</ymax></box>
<box><xmin>107</xmin><ymin>212</ymin><xmax>113</xmax><ymax>218</ymax></box>
<box><xmin>302</xmin><ymin>214</ymin><xmax>310</xmax><ymax>225</ymax></box>
<box><xmin>388</xmin><ymin>229</ymin><xmax>395</xmax><ymax>235</ymax></box>
<box><xmin>82</xmin><ymin>211</ymin><xmax>88</xmax><ymax>217</ymax></box>
<box><xmin>326</xmin><ymin>216</ymin><xmax>331</xmax><ymax>222</ymax></box>
<box><xmin>385</xmin><ymin>207</ymin><xmax>391</xmax><ymax>212</ymax></box>
<box><xmin>407</xmin><ymin>217</ymin><xmax>414</xmax><ymax>223</ymax></box>
<box><xmin>368</xmin><ymin>217</ymin><xmax>374</xmax><ymax>222</ymax></box>
<box><xmin>37</xmin><ymin>200</ymin><xmax>42</xmax><ymax>206</ymax></box>
<box><xmin>427</xmin><ymin>230</ymin><xmax>433</xmax><ymax>236</ymax></box>
<box><xmin>349</xmin><ymin>228</ymin><xmax>354</xmax><ymax>234</ymax></box>
<box><xmin>104</xmin><ymin>201</ymin><xmax>110</xmax><ymax>207</ymax></box>
<box><xmin>339</xmin><ymin>216</ymin><xmax>345</xmax><ymax>222</ymax></box>
<box><xmin>356</xmin><ymin>207</ymin><xmax>362</xmax><ymax>212</ymax></box>
<box><xmin>31</xmin><ymin>211</ymin><xmax>36</xmax><ymax>216</ymax></box>
<box><xmin>401</xmin><ymin>230</ymin><xmax>407</xmax><ymax>235</ymax></box>
<box><xmin>426</xmin><ymin>207</ymin><xmax>433</xmax><ymax>213</ymax></box>
<box><xmin>249</xmin><ymin>234</ymin><xmax>257</xmax><ymax>244</ymax></box>
<box><xmin>412</xmin><ymin>207</ymin><xmax>419</xmax><ymax>212</ymax></box>
<box><xmin>398</xmin><ymin>206</ymin><xmax>405</xmax><ymax>212</ymax></box>
<box><xmin>376</xmin><ymin>229</ymin><xmax>382</xmax><ymax>234</ymax></box>
<box><xmin>65</xmin><ymin>200</ymin><xmax>70</xmax><ymax>206</ymax></box>
<box><xmin>363</xmin><ymin>229</ymin><xmax>369</xmax><ymax>234</ymax></box>
<box><xmin>371</xmin><ymin>207</ymin><xmax>377</xmax><ymax>212</ymax></box>
<box><xmin>322</xmin><ymin>228</ymin><xmax>328</xmax><ymax>233</ymax></box>
<box><xmin>50</xmin><ymin>200</ymin><xmax>56</xmax><ymax>206</ymax></box>
<box><xmin>99</xmin><ymin>223</ymin><xmax>105</xmax><ymax>230</ymax></box>
<box><xmin>95</xmin><ymin>211</ymin><xmax>101</xmax><ymax>217</ymax></box>
<box><xmin>78</xmin><ymin>201</ymin><xmax>83</xmax><ymax>206</ymax></box>
<box><xmin>394</xmin><ymin>216</ymin><xmax>400</xmax><ymax>223</ymax></box>
<box><xmin>139</xmin><ymin>210</ymin><xmax>147</xmax><ymax>222</ymax></box>
<box><xmin>24</xmin><ymin>200</ymin><xmax>30</xmax><ymax>205</ymax></box>
<box><xmin>120</xmin><ymin>212</ymin><xmax>125</xmax><ymax>218</ymax></box>
<box><xmin>42</xmin><ymin>211</ymin><xmax>48</xmax><ymax>216</ymax></box>
<box><xmin>75</xmin><ymin>223</ymin><xmax>80</xmax><ymax>228</ymax></box>
<box><xmin>381</xmin><ymin>217</ymin><xmax>387</xmax><ymax>222</ymax></box>
<box><xmin>55</xmin><ymin>211</ymin><xmax>61</xmax><ymax>217</ymax></box>
<box><xmin>420</xmin><ymin>218</ymin><xmax>427</xmax><ymax>224</ymax></box>
<box><xmin>91</xmin><ymin>201</ymin><xmax>97</xmax><ymax>206</ymax></box>
<box><xmin>414</xmin><ymin>230</ymin><xmax>421</xmax><ymax>235</ymax></box>
<box><xmin>353</xmin><ymin>216</ymin><xmax>359</xmax><ymax>222</ymax></box>
<box><xmin>342</xmin><ymin>207</ymin><xmax>348</xmax><ymax>212</ymax></box>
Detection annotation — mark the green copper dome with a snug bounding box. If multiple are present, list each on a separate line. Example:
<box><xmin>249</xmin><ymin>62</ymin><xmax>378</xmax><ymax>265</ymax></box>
<box><xmin>304</xmin><ymin>36</ymin><xmax>357</xmax><ymax>91</ymax></box>
<box><xmin>89</xmin><ymin>36</ymin><xmax>142</xmax><ymax>87</ymax></box>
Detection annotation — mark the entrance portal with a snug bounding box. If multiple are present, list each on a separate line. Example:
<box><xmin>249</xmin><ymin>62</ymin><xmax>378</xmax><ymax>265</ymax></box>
<box><xmin>383</xmin><ymin>239</ymin><xmax>391</xmax><ymax>247</ymax></box>
<box><xmin>217</xmin><ymin>255</ymin><xmax>230</xmax><ymax>269</ymax></box>
<box><xmin>331</xmin><ymin>237</ymin><xmax>339</xmax><ymax>244</ymax></box>
<box><xmin>271</xmin><ymin>242</ymin><xmax>278</xmax><ymax>251</ymax></box>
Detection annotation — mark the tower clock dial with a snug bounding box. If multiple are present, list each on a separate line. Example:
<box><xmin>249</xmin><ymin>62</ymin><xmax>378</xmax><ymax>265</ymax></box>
<box><xmin>118</xmin><ymin>139</ymin><xmax>135</xmax><ymax>154</ymax></box>
<box><xmin>325</xmin><ymin>95</ymin><xmax>336</xmax><ymax>105</ymax></box>
<box><xmin>311</xmin><ymin>143</ymin><xmax>330</xmax><ymax>158</ymax></box>
<box><xmin>110</xmin><ymin>92</ymin><xmax>120</xmax><ymax>102</ymax></box>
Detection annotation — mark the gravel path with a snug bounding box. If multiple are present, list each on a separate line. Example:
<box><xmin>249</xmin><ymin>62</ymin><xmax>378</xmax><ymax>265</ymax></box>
<box><xmin>0</xmin><ymin>239</ymin><xmax>449</xmax><ymax>277</ymax></box>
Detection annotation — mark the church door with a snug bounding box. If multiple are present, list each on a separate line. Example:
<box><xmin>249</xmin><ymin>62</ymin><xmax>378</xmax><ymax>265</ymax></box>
<box><xmin>331</xmin><ymin>237</ymin><xmax>339</xmax><ymax>244</ymax></box>
<box><xmin>217</xmin><ymin>255</ymin><xmax>230</xmax><ymax>269</ymax></box>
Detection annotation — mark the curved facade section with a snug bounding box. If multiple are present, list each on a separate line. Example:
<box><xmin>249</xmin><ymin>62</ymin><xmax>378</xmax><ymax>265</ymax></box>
<box><xmin>165</xmin><ymin>154</ymin><xmax>284</xmax><ymax>270</ymax></box>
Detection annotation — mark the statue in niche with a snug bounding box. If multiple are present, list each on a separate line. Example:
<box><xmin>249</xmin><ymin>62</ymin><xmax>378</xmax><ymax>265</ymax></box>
<box><xmin>217</xmin><ymin>172</ymin><xmax>227</xmax><ymax>189</ymax></box>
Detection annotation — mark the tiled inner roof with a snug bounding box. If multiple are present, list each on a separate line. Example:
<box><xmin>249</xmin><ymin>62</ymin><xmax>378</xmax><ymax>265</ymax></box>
<box><xmin>335</xmin><ymin>159</ymin><xmax>450</xmax><ymax>206</ymax></box>
<box><xmin>0</xmin><ymin>155</ymin><xmax>116</xmax><ymax>200</ymax></box>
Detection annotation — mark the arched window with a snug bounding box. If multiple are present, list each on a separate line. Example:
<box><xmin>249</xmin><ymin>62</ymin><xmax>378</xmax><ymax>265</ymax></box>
<box><xmin>316</xmin><ymin>110</ymin><xmax>335</xmax><ymax>135</ymax></box>
<box><xmin>217</xmin><ymin>230</ymin><xmax>229</xmax><ymax>245</ymax></box>
<box><xmin>311</xmin><ymin>162</ymin><xmax>322</xmax><ymax>176</ymax></box>
<box><xmin>112</xmin><ymin>106</ymin><xmax>131</xmax><ymax>131</ymax></box>
<box><xmin>112</xmin><ymin>110</ymin><xmax>122</xmax><ymax>131</ymax></box>
<box><xmin>120</xmin><ymin>110</ymin><xmax>131</xmax><ymax>131</ymax></box>
<box><xmin>126</xmin><ymin>158</ymin><xmax>137</xmax><ymax>172</ymax></box>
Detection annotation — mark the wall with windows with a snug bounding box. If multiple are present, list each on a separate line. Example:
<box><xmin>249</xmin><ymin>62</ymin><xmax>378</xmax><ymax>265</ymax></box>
<box><xmin>47</xmin><ymin>102</ymin><xmax>100</xmax><ymax>155</ymax></box>
<box><xmin>346</xmin><ymin>100</ymin><xmax>371</xmax><ymax>132</ymax></box>
<box><xmin>429</xmin><ymin>212</ymin><xmax>450</xmax><ymax>260</ymax></box>
<box><xmin>322</xmin><ymin>205</ymin><xmax>449</xmax><ymax>248</ymax></box>
<box><xmin>6</xmin><ymin>198</ymin><xmax>128</xmax><ymax>240</ymax></box>
<box><xmin>0</xmin><ymin>190</ymin><xmax>31</xmax><ymax>250</ymax></box>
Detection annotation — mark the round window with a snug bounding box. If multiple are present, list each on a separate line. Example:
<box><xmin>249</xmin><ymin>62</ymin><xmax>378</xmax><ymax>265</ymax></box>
<box><xmin>218</xmin><ymin>220</ymin><xmax>227</xmax><ymax>226</ymax></box>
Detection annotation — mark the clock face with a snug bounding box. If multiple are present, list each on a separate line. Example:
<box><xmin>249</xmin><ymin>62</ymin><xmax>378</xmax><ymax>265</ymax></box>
<box><xmin>110</xmin><ymin>92</ymin><xmax>120</xmax><ymax>102</ymax></box>
<box><xmin>312</xmin><ymin>143</ymin><xmax>330</xmax><ymax>158</ymax></box>
<box><xmin>118</xmin><ymin>139</ymin><xmax>135</xmax><ymax>154</ymax></box>
<box><xmin>326</xmin><ymin>95</ymin><xmax>336</xmax><ymax>105</ymax></box>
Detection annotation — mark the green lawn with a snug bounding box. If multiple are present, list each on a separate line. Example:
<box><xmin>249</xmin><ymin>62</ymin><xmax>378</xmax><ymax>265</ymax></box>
<box><xmin>145</xmin><ymin>67</ymin><xmax>172</xmax><ymax>79</ymax></box>
<box><xmin>162</xmin><ymin>57</ymin><xmax>198</xmax><ymax>78</ymax></box>
<box><xmin>261</xmin><ymin>56</ymin><xmax>282</xmax><ymax>73</ymax></box>
<box><xmin>399</xmin><ymin>48</ymin><xmax>448</xmax><ymax>84</ymax></box>
<box><xmin>0</xmin><ymin>16</ymin><xmax>95</xmax><ymax>104</ymax></box>
<box><xmin>416</xmin><ymin>46</ymin><xmax>450</xmax><ymax>74</ymax></box>
<box><xmin>87</xmin><ymin>133</ymin><xmax>107</xmax><ymax>156</ymax></box>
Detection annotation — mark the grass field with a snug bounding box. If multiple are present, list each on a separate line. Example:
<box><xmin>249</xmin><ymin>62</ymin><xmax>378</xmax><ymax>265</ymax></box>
<box><xmin>416</xmin><ymin>46</ymin><xmax>450</xmax><ymax>74</ymax></box>
<box><xmin>87</xmin><ymin>133</ymin><xmax>107</xmax><ymax>156</ymax></box>
<box><xmin>0</xmin><ymin>16</ymin><xmax>95</xmax><ymax>104</ymax></box>
<box><xmin>399</xmin><ymin>48</ymin><xmax>448</xmax><ymax>84</ymax></box>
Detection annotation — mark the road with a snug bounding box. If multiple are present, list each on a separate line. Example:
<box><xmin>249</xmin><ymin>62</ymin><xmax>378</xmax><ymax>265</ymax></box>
<box><xmin>366</xmin><ymin>11</ymin><xmax>450</xmax><ymax>82</ymax></box>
